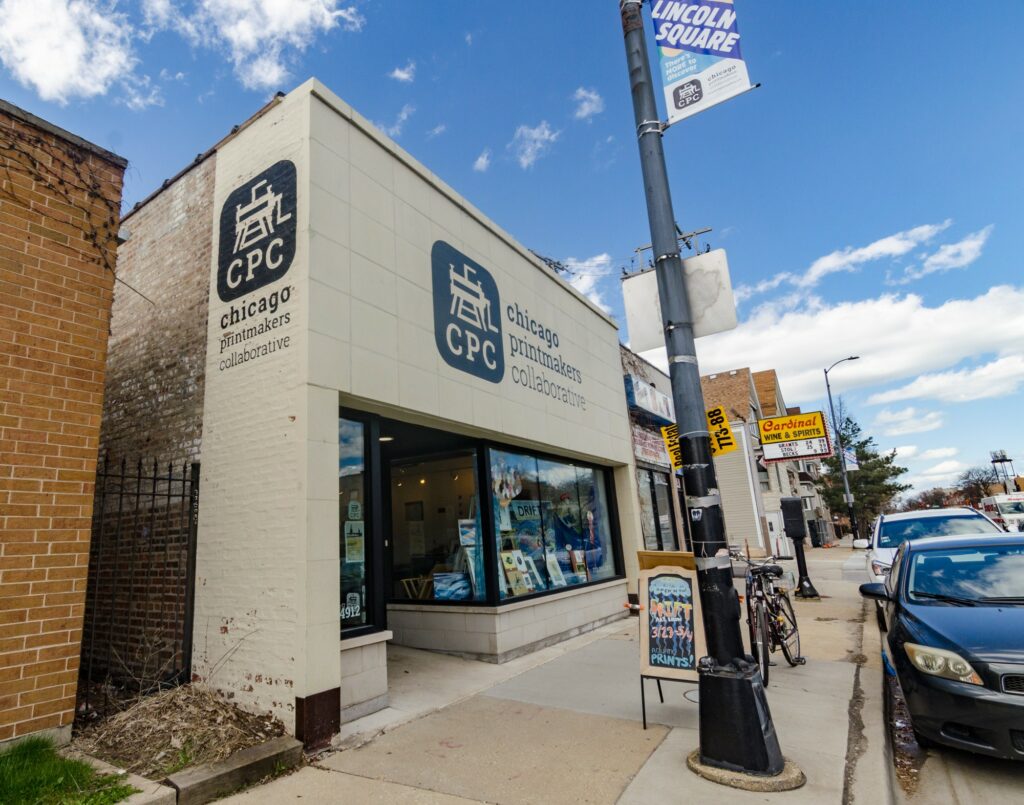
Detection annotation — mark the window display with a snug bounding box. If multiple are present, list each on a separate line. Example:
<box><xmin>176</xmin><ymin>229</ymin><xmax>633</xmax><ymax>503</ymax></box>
<box><xmin>340</xmin><ymin>418</ymin><xmax>368</xmax><ymax>630</ymax></box>
<box><xmin>637</xmin><ymin>468</ymin><xmax>679</xmax><ymax>551</ymax></box>
<box><xmin>390</xmin><ymin>451</ymin><xmax>486</xmax><ymax>602</ymax></box>
<box><xmin>491</xmin><ymin>449</ymin><xmax>618</xmax><ymax>599</ymax></box>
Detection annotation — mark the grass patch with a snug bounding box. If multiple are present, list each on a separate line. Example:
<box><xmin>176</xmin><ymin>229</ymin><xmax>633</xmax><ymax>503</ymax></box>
<box><xmin>0</xmin><ymin>737</ymin><xmax>138</xmax><ymax>805</ymax></box>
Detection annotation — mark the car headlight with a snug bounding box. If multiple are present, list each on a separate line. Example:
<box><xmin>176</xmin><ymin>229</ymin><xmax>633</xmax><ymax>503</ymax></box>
<box><xmin>904</xmin><ymin>643</ymin><xmax>983</xmax><ymax>686</ymax></box>
<box><xmin>870</xmin><ymin>560</ymin><xmax>891</xmax><ymax>577</ymax></box>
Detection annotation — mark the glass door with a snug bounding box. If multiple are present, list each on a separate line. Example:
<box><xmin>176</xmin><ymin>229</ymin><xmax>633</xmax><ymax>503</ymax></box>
<box><xmin>340</xmin><ymin>417</ymin><xmax>371</xmax><ymax>631</ymax></box>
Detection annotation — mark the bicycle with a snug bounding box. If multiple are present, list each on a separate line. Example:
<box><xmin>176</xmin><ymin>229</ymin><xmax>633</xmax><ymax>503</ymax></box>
<box><xmin>733</xmin><ymin>550</ymin><xmax>804</xmax><ymax>685</ymax></box>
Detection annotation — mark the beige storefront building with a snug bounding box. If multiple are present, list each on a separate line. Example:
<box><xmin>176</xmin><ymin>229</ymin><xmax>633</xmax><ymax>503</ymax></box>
<box><xmin>103</xmin><ymin>80</ymin><xmax>645</xmax><ymax>747</ymax></box>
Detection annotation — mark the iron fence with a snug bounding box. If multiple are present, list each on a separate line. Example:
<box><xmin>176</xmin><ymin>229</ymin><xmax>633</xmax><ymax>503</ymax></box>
<box><xmin>80</xmin><ymin>458</ymin><xmax>199</xmax><ymax>712</ymax></box>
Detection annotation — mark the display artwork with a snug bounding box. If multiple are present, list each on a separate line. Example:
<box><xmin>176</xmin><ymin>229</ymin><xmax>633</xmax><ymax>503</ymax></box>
<box><xmin>408</xmin><ymin>521</ymin><xmax>425</xmax><ymax>556</ymax></box>
<box><xmin>545</xmin><ymin>554</ymin><xmax>567</xmax><ymax>588</ymax></box>
<box><xmin>458</xmin><ymin>519</ymin><xmax>478</xmax><ymax>546</ymax></box>
<box><xmin>568</xmin><ymin>547</ymin><xmax>589</xmax><ymax>580</ymax></box>
<box><xmin>433</xmin><ymin>572</ymin><xmax>472</xmax><ymax>601</ymax></box>
<box><xmin>523</xmin><ymin>555</ymin><xmax>546</xmax><ymax>590</ymax></box>
<box><xmin>405</xmin><ymin>501</ymin><xmax>424</xmax><ymax>521</ymax></box>
<box><xmin>500</xmin><ymin>551</ymin><xmax>532</xmax><ymax>596</ymax></box>
<box><xmin>638</xmin><ymin>567</ymin><xmax>706</xmax><ymax>683</ymax></box>
<box><xmin>344</xmin><ymin>520</ymin><xmax>365</xmax><ymax>563</ymax></box>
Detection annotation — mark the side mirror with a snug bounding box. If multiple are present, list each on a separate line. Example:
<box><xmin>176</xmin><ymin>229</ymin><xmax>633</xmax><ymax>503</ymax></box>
<box><xmin>852</xmin><ymin>538</ymin><xmax>869</xmax><ymax>550</ymax></box>
<box><xmin>859</xmin><ymin>582</ymin><xmax>890</xmax><ymax>601</ymax></box>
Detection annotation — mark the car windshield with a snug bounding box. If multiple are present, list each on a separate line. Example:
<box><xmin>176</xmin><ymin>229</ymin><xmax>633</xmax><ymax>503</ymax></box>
<box><xmin>998</xmin><ymin>502</ymin><xmax>1024</xmax><ymax>515</ymax></box>
<box><xmin>877</xmin><ymin>514</ymin><xmax>1002</xmax><ymax>549</ymax></box>
<box><xmin>907</xmin><ymin>545</ymin><xmax>1024</xmax><ymax>602</ymax></box>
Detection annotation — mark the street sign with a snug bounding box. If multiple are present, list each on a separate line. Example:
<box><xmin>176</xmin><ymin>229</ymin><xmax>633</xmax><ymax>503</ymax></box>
<box><xmin>622</xmin><ymin>249</ymin><xmax>737</xmax><ymax>353</ymax></box>
<box><xmin>660</xmin><ymin>423</ymin><xmax>683</xmax><ymax>469</ymax></box>
<box><xmin>757</xmin><ymin>411</ymin><xmax>833</xmax><ymax>463</ymax></box>
<box><xmin>649</xmin><ymin>0</ymin><xmax>755</xmax><ymax>125</ymax></box>
<box><xmin>705</xmin><ymin>406</ymin><xmax>737</xmax><ymax>458</ymax></box>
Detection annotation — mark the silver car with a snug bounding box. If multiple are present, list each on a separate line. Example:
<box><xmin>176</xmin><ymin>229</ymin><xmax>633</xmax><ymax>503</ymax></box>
<box><xmin>856</xmin><ymin>507</ymin><xmax>1004</xmax><ymax>629</ymax></box>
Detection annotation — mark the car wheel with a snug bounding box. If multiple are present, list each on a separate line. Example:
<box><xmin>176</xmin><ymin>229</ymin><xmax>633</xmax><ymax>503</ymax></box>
<box><xmin>875</xmin><ymin>602</ymin><xmax>887</xmax><ymax>632</ymax></box>
<box><xmin>912</xmin><ymin>728</ymin><xmax>935</xmax><ymax>749</ymax></box>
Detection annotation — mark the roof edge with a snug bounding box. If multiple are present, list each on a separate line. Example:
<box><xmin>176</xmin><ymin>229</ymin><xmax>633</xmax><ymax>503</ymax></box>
<box><xmin>0</xmin><ymin>98</ymin><xmax>128</xmax><ymax>168</ymax></box>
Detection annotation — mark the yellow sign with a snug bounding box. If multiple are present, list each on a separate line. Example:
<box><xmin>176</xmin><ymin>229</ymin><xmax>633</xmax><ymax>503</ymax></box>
<box><xmin>660</xmin><ymin>424</ymin><xmax>682</xmax><ymax>470</ymax></box>
<box><xmin>757</xmin><ymin>411</ymin><xmax>828</xmax><ymax>444</ymax></box>
<box><xmin>705</xmin><ymin>406</ymin><xmax>737</xmax><ymax>458</ymax></box>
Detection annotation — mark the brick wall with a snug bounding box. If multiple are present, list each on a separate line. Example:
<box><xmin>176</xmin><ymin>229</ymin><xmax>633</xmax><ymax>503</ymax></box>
<box><xmin>0</xmin><ymin>101</ymin><xmax>126</xmax><ymax>741</ymax></box>
<box><xmin>99</xmin><ymin>156</ymin><xmax>215</xmax><ymax>464</ymax></box>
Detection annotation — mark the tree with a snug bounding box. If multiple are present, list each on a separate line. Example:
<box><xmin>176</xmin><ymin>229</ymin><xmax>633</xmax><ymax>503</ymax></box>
<box><xmin>816</xmin><ymin>399</ymin><xmax>910</xmax><ymax>537</ymax></box>
<box><xmin>899</xmin><ymin>487</ymin><xmax>951</xmax><ymax>511</ymax></box>
<box><xmin>956</xmin><ymin>466</ymin><xmax>999</xmax><ymax>508</ymax></box>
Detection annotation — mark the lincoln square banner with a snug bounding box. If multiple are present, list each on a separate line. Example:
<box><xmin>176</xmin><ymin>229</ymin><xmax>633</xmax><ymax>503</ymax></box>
<box><xmin>649</xmin><ymin>0</ymin><xmax>754</xmax><ymax>124</ymax></box>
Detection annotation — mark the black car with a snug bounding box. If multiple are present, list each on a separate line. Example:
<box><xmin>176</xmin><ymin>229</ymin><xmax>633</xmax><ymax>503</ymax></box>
<box><xmin>860</xmin><ymin>534</ymin><xmax>1024</xmax><ymax>760</ymax></box>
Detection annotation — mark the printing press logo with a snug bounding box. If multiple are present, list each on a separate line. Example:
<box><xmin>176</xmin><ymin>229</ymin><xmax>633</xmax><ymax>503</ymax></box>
<box><xmin>673</xmin><ymin>80</ymin><xmax>703</xmax><ymax>111</ymax></box>
<box><xmin>432</xmin><ymin>241</ymin><xmax>504</xmax><ymax>383</ymax></box>
<box><xmin>217</xmin><ymin>160</ymin><xmax>297</xmax><ymax>302</ymax></box>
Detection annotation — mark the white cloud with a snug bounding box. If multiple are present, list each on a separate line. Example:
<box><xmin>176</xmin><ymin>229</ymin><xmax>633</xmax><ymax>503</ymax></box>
<box><xmin>919</xmin><ymin>460</ymin><xmax>967</xmax><ymax>478</ymax></box>
<box><xmin>378</xmin><ymin>103</ymin><xmax>414</xmax><ymax>138</ymax></box>
<box><xmin>874</xmin><ymin>407</ymin><xmax>944</xmax><ymax>437</ymax></box>
<box><xmin>892</xmin><ymin>225</ymin><xmax>994</xmax><ymax>284</ymax></box>
<box><xmin>388</xmin><ymin>60</ymin><xmax>415</xmax><ymax>83</ymax></box>
<box><xmin>893</xmin><ymin>445</ymin><xmax>919</xmax><ymax>460</ymax></box>
<box><xmin>735</xmin><ymin>221</ymin><xmax>951</xmax><ymax>301</ymax></box>
<box><xmin>573</xmin><ymin>87</ymin><xmax>604</xmax><ymax>120</ymax></box>
<box><xmin>650</xmin><ymin>285</ymin><xmax>1024</xmax><ymax>404</ymax></box>
<box><xmin>472</xmin><ymin>148</ymin><xmax>491</xmax><ymax>173</ymax></box>
<box><xmin>509</xmin><ymin>121</ymin><xmax>559</xmax><ymax>169</ymax></box>
<box><xmin>465</xmin><ymin>32</ymin><xmax>473</xmax><ymax>45</ymax></box>
<box><xmin>427</xmin><ymin>123</ymin><xmax>447</xmax><ymax>138</ymax></box>
<box><xmin>152</xmin><ymin>1</ymin><xmax>364</xmax><ymax>91</ymax></box>
<box><xmin>868</xmin><ymin>353</ymin><xmax>1024</xmax><ymax>405</ymax></box>
<box><xmin>563</xmin><ymin>254</ymin><xmax>613</xmax><ymax>313</ymax></box>
<box><xmin>0</xmin><ymin>0</ymin><xmax>141</xmax><ymax>104</ymax></box>
<box><xmin>919</xmin><ymin>447</ymin><xmax>958</xmax><ymax>461</ymax></box>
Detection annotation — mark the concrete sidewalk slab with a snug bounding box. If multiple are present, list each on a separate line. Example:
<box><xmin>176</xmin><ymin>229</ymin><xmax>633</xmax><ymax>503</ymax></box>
<box><xmin>220</xmin><ymin>766</ymin><xmax>481</xmax><ymax>804</ymax></box>
<box><xmin>321</xmin><ymin>695</ymin><xmax>668</xmax><ymax>805</ymax></box>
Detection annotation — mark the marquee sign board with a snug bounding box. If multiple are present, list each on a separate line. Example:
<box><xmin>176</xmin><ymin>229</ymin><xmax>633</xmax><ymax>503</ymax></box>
<box><xmin>757</xmin><ymin>411</ymin><xmax>833</xmax><ymax>463</ymax></box>
<box><xmin>639</xmin><ymin>565</ymin><xmax>706</xmax><ymax>683</ymax></box>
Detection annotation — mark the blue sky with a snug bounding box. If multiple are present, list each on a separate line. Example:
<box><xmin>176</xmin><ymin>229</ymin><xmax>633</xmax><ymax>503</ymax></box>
<box><xmin>1</xmin><ymin>1</ymin><xmax>1022</xmax><ymax>494</ymax></box>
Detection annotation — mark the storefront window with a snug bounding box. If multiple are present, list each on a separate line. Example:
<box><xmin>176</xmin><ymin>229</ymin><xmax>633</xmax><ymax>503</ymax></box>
<box><xmin>491</xmin><ymin>449</ymin><xmax>618</xmax><ymax>599</ymax></box>
<box><xmin>340</xmin><ymin>418</ymin><xmax>368</xmax><ymax>630</ymax></box>
<box><xmin>389</xmin><ymin>451</ymin><xmax>486</xmax><ymax>602</ymax></box>
<box><xmin>636</xmin><ymin>468</ymin><xmax>679</xmax><ymax>551</ymax></box>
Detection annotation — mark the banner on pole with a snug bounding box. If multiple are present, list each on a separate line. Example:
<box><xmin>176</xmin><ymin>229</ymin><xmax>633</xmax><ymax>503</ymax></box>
<box><xmin>649</xmin><ymin>0</ymin><xmax>754</xmax><ymax>125</ymax></box>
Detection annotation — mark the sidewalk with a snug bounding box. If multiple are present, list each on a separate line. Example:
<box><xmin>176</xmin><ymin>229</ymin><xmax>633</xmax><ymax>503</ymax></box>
<box><xmin>224</xmin><ymin>548</ymin><xmax>889</xmax><ymax>804</ymax></box>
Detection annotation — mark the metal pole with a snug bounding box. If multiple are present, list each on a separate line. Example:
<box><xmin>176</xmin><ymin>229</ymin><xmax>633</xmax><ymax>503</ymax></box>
<box><xmin>620</xmin><ymin>0</ymin><xmax>783</xmax><ymax>775</ymax></box>
<box><xmin>824</xmin><ymin>367</ymin><xmax>859</xmax><ymax>539</ymax></box>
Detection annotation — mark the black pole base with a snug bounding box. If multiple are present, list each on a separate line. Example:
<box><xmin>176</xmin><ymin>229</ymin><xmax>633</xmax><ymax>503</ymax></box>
<box><xmin>698</xmin><ymin>660</ymin><xmax>784</xmax><ymax>776</ymax></box>
<box><xmin>795</xmin><ymin>577</ymin><xmax>821</xmax><ymax>599</ymax></box>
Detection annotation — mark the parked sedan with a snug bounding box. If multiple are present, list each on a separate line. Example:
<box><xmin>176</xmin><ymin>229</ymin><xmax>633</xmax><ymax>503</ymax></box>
<box><xmin>861</xmin><ymin>535</ymin><xmax>1024</xmax><ymax>760</ymax></box>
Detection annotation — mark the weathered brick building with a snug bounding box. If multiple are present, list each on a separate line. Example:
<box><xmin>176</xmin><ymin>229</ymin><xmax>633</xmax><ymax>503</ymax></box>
<box><xmin>0</xmin><ymin>100</ymin><xmax>126</xmax><ymax>742</ymax></box>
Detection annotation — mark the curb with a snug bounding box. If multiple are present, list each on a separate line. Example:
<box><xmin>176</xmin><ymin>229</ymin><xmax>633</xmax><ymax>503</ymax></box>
<box><xmin>63</xmin><ymin>750</ymin><xmax>176</xmax><ymax>805</ymax></box>
<box><xmin>165</xmin><ymin>736</ymin><xmax>303</xmax><ymax>804</ymax></box>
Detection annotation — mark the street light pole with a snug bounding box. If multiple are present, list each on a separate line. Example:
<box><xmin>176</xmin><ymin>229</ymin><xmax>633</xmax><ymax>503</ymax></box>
<box><xmin>824</xmin><ymin>357</ymin><xmax>860</xmax><ymax>541</ymax></box>
<box><xmin>620</xmin><ymin>1</ymin><xmax>784</xmax><ymax>776</ymax></box>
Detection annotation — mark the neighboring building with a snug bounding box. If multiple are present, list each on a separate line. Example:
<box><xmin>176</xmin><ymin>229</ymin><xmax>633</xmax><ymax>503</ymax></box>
<box><xmin>98</xmin><ymin>80</ymin><xmax>643</xmax><ymax>747</ymax></box>
<box><xmin>0</xmin><ymin>100</ymin><xmax>126</xmax><ymax>743</ymax></box>
<box><xmin>699</xmin><ymin>368</ymin><xmax>770</xmax><ymax>554</ymax></box>
<box><xmin>620</xmin><ymin>347</ymin><xmax>686</xmax><ymax>553</ymax></box>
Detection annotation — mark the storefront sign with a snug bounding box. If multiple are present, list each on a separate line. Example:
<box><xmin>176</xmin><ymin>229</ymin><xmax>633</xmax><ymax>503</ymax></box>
<box><xmin>639</xmin><ymin>567</ymin><xmax>705</xmax><ymax>682</ymax></box>
<box><xmin>632</xmin><ymin>424</ymin><xmax>672</xmax><ymax>468</ymax></box>
<box><xmin>650</xmin><ymin>0</ymin><xmax>754</xmax><ymax>125</ymax></box>
<box><xmin>757</xmin><ymin>411</ymin><xmax>833</xmax><ymax>463</ymax></box>
<box><xmin>625</xmin><ymin>374</ymin><xmax>675</xmax><ymax>423</ymax></box>
<box><xmin>432</xmin><ymin>240</ymin><xmax>589</xmax><ymax>411</ymax></box>
<box><xmin>705</xmin><ymin>405</ymin><xmax>737</xmax><ymax>458</ymax></box>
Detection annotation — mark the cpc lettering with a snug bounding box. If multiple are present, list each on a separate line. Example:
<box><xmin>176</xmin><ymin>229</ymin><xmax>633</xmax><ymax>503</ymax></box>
<box><xmin>445</xmin><ymin>322</ymin><xmax>498</xmax><ymax>370</ymax></box>
<box><xmin>226</xmin><ymin>237</ymin><xmax>286</xmax><ymax>290</ymax></box>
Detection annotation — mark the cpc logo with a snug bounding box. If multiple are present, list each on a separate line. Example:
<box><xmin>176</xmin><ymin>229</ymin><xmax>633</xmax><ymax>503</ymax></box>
<box><xmin>217</xmin><ymin>160</ymin><xmax>297</xmax><ymax>302</ymax></box>
<box><xmin>432</xmin><ymin>241</ymin><xmax>504</xmax><ymax>383</ymax></box>
<box><xmin>673</xmin><ymin>79</ymin><xmax>703</xmax><ymax>110</ymax></box>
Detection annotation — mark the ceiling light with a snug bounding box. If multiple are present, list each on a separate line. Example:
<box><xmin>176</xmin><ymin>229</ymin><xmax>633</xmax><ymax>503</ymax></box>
<box><xmin>379</xmin><ymin>436</ymin><xmax>394</xmax><ymax>442</ymax></box>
